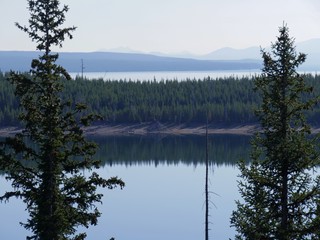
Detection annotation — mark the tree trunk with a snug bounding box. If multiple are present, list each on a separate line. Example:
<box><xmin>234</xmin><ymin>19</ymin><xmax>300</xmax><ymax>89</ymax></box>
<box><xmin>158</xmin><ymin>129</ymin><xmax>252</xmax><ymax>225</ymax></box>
<box><xmin>205</xmin><ymin>119</ymin><xmax>209</xmax><ymax>240</ymax></box>
<box><xmin>280</xmin><ymin>161</ymin><xmax>288</xmax><ymax>240</ymax></box>
<box><xmin>280</xmin><ymin>76</ymin><xmax>288</xmax><ymax>240</ymax></box>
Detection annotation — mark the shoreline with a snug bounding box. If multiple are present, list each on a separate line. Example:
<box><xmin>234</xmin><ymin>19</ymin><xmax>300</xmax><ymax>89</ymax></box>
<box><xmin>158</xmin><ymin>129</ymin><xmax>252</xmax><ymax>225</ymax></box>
<box><xmin>84</xmin><ymin>123</ymin><xmax>259</xmax><ymax>136</ymax></box>
<box><xmin>1</xmin><ymin>123</ymin><xmax>320</xmax><ymax>137</ymax></box>
<box><xmin>0</xmin><ymin>123</ymin><xmax>259</xmax><ymax>137</ymax></box>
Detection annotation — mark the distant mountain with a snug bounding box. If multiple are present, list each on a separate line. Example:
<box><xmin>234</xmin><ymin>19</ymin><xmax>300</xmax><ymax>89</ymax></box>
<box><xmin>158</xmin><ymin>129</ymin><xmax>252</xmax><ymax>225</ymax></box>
<box><xmin>297</xmin><ymin>38</ymin><xmax>320</xmax><ymax>53</ymax></box>
<box><xmin>199</xmin><ymin>46</ymin><xmax>261</xmax><ymax>60</ymax></box>
<box><xmin>0</xmin><ymin>51</ymin><xmax>261</xmax><ymax>73</ymax></box>
<box><xmin>296</xmin><ymin>39</ymin><xmax>320</xmax><ymax>71</ymax></box>
<box><xmin>157</xmin><ymin>38</ymin><xmax>320</xmax><ymax>63</ymax></box>
<box><xmin>149</xmin><ymin>51</ymin><xmax>199</xmax><ymax>59</ymax></box>
<box><xmin>99</xmin><ymin>47</ymin><xmax>143</xmax><ymax>54</ymax></box>
<box><xmin>181</xmin><ymin>38</ymin><xmax>320</xmax><ymax>70</ymax></box>
<box><xmin>1</xmin><ymin>38</ymin><xmax>319</xmax><ymax>73</ymax></box>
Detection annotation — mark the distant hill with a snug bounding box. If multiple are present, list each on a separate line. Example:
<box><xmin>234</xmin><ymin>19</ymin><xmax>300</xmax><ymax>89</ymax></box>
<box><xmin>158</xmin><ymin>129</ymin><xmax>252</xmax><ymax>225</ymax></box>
<box><xmin>197</xmin><ymin>39</ymin><xmax>320</xmax><ymax>69</ymax></box>
<box><xmin>0</xmin><ymin>51</ymin><xmax>261</xmax><ymax>73</ymax></box>
<box><xmin>200</xmin><ymin>47</ymin><xmax>260</xmax><ymax>60</ymax></box>
<box><xmin>148</xmin><ymin>39</ymin><xmax>320</xmax><ymax>71</ymax></box>
<box><xmin>296</xmin><ymin>39</ymin><xmax>320</xmax><ymax>71</ymax></box>
<box><xmin>1</xmin><ymin>38</ymin><xmax>319</xmax><ymax>73</ymax></box>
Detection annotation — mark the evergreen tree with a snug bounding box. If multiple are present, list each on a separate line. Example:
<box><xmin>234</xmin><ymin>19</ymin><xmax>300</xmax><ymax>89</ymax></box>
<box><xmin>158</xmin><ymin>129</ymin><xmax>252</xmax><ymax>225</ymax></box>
<box><xmin>231</xmin><ymin>25</ymin><xmax>320</xmax><ymax>239</ymax></box>
<box><xmin>0</xmin><ymin>1</ymin><xmax>124</xmax><ymax>239</ymax></box>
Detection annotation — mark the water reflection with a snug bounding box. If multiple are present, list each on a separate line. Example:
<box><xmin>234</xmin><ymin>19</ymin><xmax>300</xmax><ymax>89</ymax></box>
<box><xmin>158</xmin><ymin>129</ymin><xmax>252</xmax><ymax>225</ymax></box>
<box><xmin>94</xmin><ymin>134</ymin><xmax>251</xmax><ymax>167</ymax></box>
<box><xmin>0</xmin><ymin>134</ymin><xmax>251</xmax><ymax>240</ymax></box>
<box><xmin>89</xmin><ymin>135</ymin><xmax>251</xmax><ymax>240</ymax></box>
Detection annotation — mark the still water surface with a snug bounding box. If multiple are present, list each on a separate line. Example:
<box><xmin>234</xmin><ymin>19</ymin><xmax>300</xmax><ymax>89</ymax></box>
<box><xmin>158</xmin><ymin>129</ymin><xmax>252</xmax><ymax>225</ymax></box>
<box><xmin>69</xmin><ymin>70</ymin><xmax>317</xmax><ymax>82</ymax></box>
<box><xmin>69</xmin><ymin>70</ymin><xmax>260</xmax><ymax>81</ymax></box>
<box><xmin>0</xmin><ymin>135</ymin><xmax>251</xmax><ymax>240</ymax></box>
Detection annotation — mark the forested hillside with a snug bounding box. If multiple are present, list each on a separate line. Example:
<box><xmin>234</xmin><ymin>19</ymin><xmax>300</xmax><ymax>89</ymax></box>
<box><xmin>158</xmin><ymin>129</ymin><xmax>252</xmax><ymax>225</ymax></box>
<box><xmin>1</xmin><ymin>71</ymin><xmax>320</xmax><ymax>127</ymax></box>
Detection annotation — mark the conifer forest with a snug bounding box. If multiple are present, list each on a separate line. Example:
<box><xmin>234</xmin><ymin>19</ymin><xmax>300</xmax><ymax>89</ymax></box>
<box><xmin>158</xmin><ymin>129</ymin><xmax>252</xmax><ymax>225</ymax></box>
<box><xmin>1</xmin><ymin>72</ymin><xmax>320</xmax><ymax>127</ymax></box>
<box><xmin>2</xmin><ymin>0</ymin><xmax>320</xmax><ymax>240</ymax></box>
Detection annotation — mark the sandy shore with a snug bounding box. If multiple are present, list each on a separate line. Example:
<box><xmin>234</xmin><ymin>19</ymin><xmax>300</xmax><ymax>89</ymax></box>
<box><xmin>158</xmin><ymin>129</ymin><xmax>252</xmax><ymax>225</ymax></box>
<box><xmin>1</xmin><ymin>123</ymin><xmax>320</xmax><ymax>137</ymax></box>
<box><xmin>0</xmin><ymin>123</ymin><xmax>259</xmax><ymax>137</ymax></box>
<box><xmin>83</xmin><ymin>123</ymin><xmax>260</xmax><ymax>136</ymax></box>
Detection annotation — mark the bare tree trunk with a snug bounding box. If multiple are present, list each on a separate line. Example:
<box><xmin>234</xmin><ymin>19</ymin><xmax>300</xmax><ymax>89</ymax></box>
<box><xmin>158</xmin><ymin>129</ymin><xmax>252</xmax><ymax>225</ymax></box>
<box><xmin>205</xmin><ymin>118</ymin><xmax>209</xmax><ymax>240</ymax></box>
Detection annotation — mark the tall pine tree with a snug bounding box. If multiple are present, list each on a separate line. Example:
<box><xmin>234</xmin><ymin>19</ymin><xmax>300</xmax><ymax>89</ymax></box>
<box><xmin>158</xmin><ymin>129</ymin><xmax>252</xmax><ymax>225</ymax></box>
<box><xmin>0</xmin><ymin>1</ymin><xmax>124</xmax><ymax>239</ymax></box>
<box><xmin>231</xmin><ymin>25</ymin><xmax>320</xmax><ymax>239</ymax></box>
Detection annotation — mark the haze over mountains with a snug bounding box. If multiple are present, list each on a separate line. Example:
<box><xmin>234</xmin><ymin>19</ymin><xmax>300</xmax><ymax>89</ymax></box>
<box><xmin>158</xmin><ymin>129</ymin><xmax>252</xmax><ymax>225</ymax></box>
<box><xmin>1</xmin><ymin>39</ymin><xmax>320</xmax><ymax>73</ymax></box>
<box><xmin>0</xmin><ymin>51</ymin><xmax>261</xmax><ymax>73</ymax></box>
<box><xmin>152</xmin><ymin>38</ymin><xmax>320</xmax><ymax>62</ymax></box>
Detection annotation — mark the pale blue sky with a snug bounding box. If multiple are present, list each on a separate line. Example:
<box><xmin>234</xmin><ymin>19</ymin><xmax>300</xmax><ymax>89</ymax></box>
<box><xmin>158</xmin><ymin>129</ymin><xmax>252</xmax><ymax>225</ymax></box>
<box><xmin>1</xmin><ymin>0</ymin><xmax>320</xmax><ymax>54</ymax></box>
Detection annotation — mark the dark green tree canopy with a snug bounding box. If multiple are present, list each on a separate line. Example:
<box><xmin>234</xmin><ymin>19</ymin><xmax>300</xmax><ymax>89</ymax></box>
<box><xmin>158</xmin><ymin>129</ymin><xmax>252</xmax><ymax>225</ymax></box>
<box><xmin>2</xmin><ymin>72</ymin><xmax>320</xmax><ymax>127</ymax></box>
<box><xmin>16</xmin><ymin>0</ymin><xmax>76</xmax><ymax>53</ymax></box>
<box><xmin>0</xmin><ymin>1</ymin><xmax>124</xmax><ymax>239</ymax></box>
<box><xmin>231</xmin><ymin>25</ymin><xmax>320</xmax><ymax>240</ymax></box>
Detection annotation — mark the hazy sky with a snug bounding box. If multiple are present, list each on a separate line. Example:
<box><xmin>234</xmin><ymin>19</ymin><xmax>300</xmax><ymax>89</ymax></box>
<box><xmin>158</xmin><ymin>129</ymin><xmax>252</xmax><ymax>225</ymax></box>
<box><xmin>1</xmin><ymin>0</ymin><xmax>320</xmax><ymax>54</ymax></box>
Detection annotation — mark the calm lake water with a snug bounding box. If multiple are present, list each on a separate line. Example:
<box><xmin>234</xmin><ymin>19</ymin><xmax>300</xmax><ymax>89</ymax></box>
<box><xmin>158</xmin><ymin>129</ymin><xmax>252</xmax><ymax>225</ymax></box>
<box><xmin>0</xmin><ymin>134</ymin><xmax>251</xmax><ymax>240</ymax></box>
<box><xmin>69</xmin><ymin>70</ymin><xmax>319</xmax><ymax>82</ymax></box>
<box><xmin>69</xmin><ymin>70</ymin><xmax>261</xmax><ymax>81</ymax></box>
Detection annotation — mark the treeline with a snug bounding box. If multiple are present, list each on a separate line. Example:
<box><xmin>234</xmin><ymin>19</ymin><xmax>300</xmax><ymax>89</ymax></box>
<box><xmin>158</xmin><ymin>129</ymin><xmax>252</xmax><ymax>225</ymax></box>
<box><xmin>1</xmin><ymin>71</ymin><xmax>320</xmax><ymax>127</ymax></box>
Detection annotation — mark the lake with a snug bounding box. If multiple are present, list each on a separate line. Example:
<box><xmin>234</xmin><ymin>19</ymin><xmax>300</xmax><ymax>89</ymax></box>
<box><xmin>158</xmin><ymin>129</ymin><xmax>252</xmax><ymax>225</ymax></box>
<box><xmin>69</xmin><ymin>70</ymin><xmax>319</xmax><ymax>82</ymax></box>
<box><xmin>0</xmin><ymin>134</ymin><xmax>251</xmax><ymax>240</ymax></box>
<box><xmin>69</xmin><ymin>70</ymin><xmax>261</xmax><ymax>81</ymax></box>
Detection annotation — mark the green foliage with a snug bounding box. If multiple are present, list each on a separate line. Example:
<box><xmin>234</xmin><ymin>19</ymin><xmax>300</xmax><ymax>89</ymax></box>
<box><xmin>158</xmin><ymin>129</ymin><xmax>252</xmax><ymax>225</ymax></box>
<box><xmin>72</xmin><ymin>76</ymin><xmax>259</xmax><ymax>124</ymax></box>
<box><xmin>0</xmin><ymin>1</ymin><xmax>124</xmax><ymax>239</ymax></box>
<box><xmin>2</xmin><ymin>73</ymin><xmax>320</xmax><ymax>127</ymax></box>
<box><xmin>231</xmin><ymin>25</ymin><xmax>320</xmax><ymax>239</ymax></box>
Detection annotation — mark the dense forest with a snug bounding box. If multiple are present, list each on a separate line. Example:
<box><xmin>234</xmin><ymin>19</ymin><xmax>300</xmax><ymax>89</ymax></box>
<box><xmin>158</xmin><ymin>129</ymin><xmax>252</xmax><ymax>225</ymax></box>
<box><xmin>1</xmin><ymin>71</ymin><xmax>320</xmax><ymax>127</ymax></box>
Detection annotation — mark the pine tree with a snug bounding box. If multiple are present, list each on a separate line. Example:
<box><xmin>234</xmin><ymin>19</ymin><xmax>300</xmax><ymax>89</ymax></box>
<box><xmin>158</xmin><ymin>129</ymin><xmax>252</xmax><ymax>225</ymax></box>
<box><xmin>231</xmin><ymin>25</ymin><xmax>320</xmax><ymax>239</ymax></box>
<box><xmin>0</xmin><ymin>1</ymin><xmax>124</xmax><ymax>239</ymax></box>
